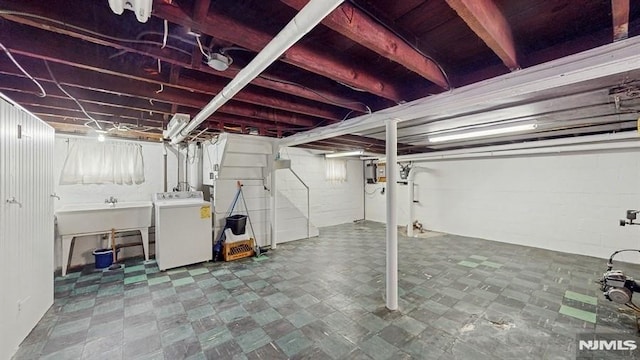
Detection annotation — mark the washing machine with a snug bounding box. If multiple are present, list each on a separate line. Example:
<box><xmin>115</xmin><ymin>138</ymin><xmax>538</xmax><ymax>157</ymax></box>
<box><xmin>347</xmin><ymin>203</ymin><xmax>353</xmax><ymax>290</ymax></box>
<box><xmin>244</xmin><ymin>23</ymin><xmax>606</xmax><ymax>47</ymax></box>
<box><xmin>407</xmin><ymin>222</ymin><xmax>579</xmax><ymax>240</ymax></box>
<box><xmin>152</xmin><ymin>191</ymin><xmax>212</xmax><ymax>271</ymax></box>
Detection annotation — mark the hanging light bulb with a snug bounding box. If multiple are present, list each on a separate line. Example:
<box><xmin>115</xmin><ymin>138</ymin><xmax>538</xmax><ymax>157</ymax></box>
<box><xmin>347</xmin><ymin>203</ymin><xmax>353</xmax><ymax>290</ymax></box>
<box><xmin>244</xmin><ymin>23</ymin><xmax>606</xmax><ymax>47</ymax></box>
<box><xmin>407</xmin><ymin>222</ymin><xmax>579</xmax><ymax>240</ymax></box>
<box><xmin>97</xmin><ymin>134</ymin><xmax>106</xmax><ymax>142</ymax></box>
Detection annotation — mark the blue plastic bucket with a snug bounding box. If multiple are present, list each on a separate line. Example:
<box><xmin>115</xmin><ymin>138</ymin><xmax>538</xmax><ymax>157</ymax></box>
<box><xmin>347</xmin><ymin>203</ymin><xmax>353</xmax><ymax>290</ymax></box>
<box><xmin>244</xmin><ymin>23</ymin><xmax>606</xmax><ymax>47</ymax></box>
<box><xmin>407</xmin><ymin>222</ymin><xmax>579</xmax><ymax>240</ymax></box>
<box><xmin>93</xmin><ymin>248</ymin><xmax>114</xmax><ymax>269</ymax></box>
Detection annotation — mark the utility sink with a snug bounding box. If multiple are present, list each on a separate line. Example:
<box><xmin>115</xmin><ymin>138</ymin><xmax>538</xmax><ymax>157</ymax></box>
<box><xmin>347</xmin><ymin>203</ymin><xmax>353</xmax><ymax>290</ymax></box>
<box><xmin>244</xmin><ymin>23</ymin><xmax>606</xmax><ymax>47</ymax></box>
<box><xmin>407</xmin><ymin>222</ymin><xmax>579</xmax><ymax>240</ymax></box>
<box><xmin>55</xmin><ymin>201</ymin><xmax>152</xmax><ymax>276</ymax></box>
<box><xmin>56</xmin><ymin>201</ymin><xmax>152</xmax><ymax>235</ymax></box>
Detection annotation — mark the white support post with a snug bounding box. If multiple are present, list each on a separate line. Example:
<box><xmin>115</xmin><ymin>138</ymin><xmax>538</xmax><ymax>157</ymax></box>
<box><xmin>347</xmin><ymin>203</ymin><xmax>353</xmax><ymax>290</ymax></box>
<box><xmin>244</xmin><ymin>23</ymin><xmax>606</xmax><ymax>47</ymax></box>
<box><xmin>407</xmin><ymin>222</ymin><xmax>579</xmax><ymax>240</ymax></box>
<box><xmin>271</xmin><ymin>152</ymin><xmax>279</xmax><ymax>249</ymax></box>
<box><xmin>385</xmin><ymin>119</ymin><xmax>398</xmax><ymax>311</ymax></box>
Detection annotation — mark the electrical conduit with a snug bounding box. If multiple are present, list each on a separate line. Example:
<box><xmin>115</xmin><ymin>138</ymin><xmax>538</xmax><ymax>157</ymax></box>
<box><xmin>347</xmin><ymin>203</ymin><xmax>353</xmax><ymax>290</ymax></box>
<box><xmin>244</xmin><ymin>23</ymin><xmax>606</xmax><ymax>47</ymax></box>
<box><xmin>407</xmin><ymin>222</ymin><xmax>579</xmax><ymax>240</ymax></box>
<box><xmin>406</xmin><ymin>166</ymin><xmax>430</xmax><ymax>237</ymax></box>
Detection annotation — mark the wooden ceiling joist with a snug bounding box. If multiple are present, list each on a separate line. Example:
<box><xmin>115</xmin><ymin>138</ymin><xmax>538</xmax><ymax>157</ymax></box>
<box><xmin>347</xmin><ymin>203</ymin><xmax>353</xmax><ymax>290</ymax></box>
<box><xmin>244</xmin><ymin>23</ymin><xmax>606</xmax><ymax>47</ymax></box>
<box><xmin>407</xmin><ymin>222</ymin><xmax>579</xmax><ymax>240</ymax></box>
<box><xmin>192</xmin><ymin>0</ymin><xmax>212</xmax><ymax>23</ymax></box>
<box><xmin>280</xmin><ymin>0</ymin><xmax>448</xmax><ymax>89</ymax></box>
<box><xmin>30</xmin><ymin>105</ymin><xmax>291</xmax><ymax>135</ymax></box>
<box><xmin>153</xmin><ymin>1</ymin><xmax>407</xmax><ymax>102</ymax></box>
<box><xmin>7</xmin><ymin>96</ymin><xmax>165</xmax><ymax>124</ymax></box>
<box><xmin>445</xmin><ymin>0</ymin><xmax>519</xmax><ymax>71</ymax></box>
<box><xmin>0</xmin><ymin>31</ymin><xmax>346</xmax><ymax>121</ymax></box>
<box><xmin>42</xmin><ymin>119</ymin><xmax>164</xmax><ymax>141</ymax></box>
<box><xmin>0</xmin><ymin>70</ymin><xmax>318</xmax><ymax>130</ymax></box>
<box><xmin>612</xmin><ymin>0</ymin><xmax>630</xmax><ymax>42</ymax></box>
<box><xmin>0</xmin><ymin>6</ymin><xmax>371</xmax><ymax>113</ymax></box>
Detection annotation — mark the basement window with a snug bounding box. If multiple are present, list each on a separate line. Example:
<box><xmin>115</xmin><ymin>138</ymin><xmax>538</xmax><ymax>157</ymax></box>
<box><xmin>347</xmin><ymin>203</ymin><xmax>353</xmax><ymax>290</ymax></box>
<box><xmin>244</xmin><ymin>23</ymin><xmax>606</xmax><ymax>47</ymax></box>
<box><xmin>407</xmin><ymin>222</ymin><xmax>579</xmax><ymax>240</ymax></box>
<box><xmin>59</xmin><ymin>140</ymin><xmax>145</xmax><ymax>185</ymax></box>
<box><xmin>325</xmin><ymin>158</ymin><xmax>347</xmax><ymax>182</ymax></box>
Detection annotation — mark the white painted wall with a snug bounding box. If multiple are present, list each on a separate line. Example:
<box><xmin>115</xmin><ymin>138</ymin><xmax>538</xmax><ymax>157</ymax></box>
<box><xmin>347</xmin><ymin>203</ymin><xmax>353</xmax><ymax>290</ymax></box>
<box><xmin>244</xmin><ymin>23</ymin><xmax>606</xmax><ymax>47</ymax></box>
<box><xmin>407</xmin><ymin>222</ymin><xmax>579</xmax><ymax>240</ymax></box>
<box><xmin>210</xmin><ymin>134</ymin><xmax>272</xmax><ymax>247</ymax></box>
<box><xmin>1</xmin><ymin>97</ymin><xmax>55</xmax><ymax>359</ymax></box>
<box><xmin>53</xmin><ymin>135</ymin><xmax>179</xmax><ymax>269</ymax></box>
<box><xmin>205</xmin><ymin>137</ymin><xmax>364</xmax><ymax>247</ymax></box>
<box><xmin>365</xmin><ymin>150</ymin><xmax>640</xmax><ymax>264</ymax></box>
<box><xmin>364</xmin><ymin>162</ymin><xmax>409</xmax><ymax>226</ymax></box>
<box><xmin>279</xmin><ymin>147</ymin><xmax>364</xmax><ymax>227</ymax></box>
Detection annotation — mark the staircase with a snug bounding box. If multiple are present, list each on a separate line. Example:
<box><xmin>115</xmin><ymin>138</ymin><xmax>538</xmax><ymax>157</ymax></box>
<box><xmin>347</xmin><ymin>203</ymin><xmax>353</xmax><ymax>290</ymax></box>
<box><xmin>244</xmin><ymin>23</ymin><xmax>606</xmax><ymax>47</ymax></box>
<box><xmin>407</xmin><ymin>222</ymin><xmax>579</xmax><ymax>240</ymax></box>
<box><xmin>203</xmin><ymin>133</ymin><xmax>317</xmax><ymax>247</ymax></box>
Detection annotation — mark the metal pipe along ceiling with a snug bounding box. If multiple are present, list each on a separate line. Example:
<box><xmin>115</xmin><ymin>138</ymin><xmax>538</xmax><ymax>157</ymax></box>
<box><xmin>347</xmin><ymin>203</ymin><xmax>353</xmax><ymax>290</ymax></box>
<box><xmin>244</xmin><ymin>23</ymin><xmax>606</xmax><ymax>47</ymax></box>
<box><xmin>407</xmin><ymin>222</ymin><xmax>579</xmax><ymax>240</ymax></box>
<box><xmin>171</xmin><ymin>0</ymin><xmax>345</xmax><ymax>144</ymax></box>
<box><xmin>279</xmin><ymin>36</ymin><xmax>640</xmax><ymax>147</ymax></box>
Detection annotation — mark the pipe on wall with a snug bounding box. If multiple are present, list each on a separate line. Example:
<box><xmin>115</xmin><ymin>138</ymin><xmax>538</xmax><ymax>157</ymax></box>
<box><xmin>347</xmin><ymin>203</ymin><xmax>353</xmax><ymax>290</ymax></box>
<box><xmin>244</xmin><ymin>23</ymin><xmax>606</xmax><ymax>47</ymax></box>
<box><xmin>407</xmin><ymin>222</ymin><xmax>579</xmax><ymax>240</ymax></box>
<box><xmin>401</xmin><ymin>139</ymin><xmax>640</xmax><ymax>163</ymax></box>
<box><xmin>162</xmin><ymin>142</ymin><xmax>168</xmax><ymax>192</ymax></box>
<box><xmin>402</xmin><ymin>139</ymin><xmax>640</xmax><ymax>236</ymax></box>
<box><xmin>270</xmin><ymin>148</ymin><xmax>279</xmax><ymax>249</ymax></box>
<box><xmin>406</xmin><ymin>166</ymin><xmax>431</xmax><ymax>237</ymax></box>
<box><xmin>397</xmin><ymin>132</ymin><xmax>639</xmax><ymax>162</ymax></box>
<box><xmin>187</xmin><ymin>142</ymin><xmax>203</xmax><ymax>191</ymax></box>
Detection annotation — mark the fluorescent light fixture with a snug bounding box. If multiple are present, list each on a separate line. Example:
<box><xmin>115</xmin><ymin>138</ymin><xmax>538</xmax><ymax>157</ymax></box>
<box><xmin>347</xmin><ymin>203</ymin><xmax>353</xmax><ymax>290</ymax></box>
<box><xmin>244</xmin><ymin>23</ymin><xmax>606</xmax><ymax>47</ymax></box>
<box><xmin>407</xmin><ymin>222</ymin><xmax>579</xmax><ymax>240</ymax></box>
<box><xmin>164</xmin><ymin>113</ymin><xmax>190</xmax><ymax>139</ymax></box>
<box><xmin>428</xmin><ymin>123</ymin><xmax>538</xmax><ymax>143</ymax></box>
<box><xmin>325</xmin><ymin>149</ymin><xmax>364</xmax><ymax>158</ymax></box>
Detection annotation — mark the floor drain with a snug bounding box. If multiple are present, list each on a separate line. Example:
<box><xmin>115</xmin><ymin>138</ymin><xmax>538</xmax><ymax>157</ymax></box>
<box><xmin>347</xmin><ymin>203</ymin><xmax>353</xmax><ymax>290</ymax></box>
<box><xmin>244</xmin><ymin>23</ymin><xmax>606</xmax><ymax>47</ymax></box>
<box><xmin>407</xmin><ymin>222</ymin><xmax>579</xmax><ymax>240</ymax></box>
<box><xmin>487</xmin><ymin>319</ymin><xmax>514</xmax><ymax>330</ymax></box>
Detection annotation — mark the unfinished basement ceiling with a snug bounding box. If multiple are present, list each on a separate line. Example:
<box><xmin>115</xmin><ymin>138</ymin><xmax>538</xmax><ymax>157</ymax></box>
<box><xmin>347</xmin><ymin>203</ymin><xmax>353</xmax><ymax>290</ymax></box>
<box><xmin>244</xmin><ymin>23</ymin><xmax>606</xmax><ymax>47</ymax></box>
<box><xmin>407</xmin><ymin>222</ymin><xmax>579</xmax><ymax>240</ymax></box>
<box><xmin>0</xmin><ymin>0</ymin><xmax>639</xmax><ymax>153</ymax></box>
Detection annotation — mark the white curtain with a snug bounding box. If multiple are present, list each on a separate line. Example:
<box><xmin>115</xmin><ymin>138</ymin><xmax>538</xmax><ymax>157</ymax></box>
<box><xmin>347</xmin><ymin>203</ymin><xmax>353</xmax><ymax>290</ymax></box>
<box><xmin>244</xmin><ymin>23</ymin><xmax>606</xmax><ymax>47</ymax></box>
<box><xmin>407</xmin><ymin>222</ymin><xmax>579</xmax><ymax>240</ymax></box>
<box><xmin>60</xmin><ymin>140</ymin><xmax>145</xmax><ymax>185</ymax></box>
<box><xmin>325</xmin><ymin>158</ymin><xmax>347</xmax><ymax>182</ymax></box>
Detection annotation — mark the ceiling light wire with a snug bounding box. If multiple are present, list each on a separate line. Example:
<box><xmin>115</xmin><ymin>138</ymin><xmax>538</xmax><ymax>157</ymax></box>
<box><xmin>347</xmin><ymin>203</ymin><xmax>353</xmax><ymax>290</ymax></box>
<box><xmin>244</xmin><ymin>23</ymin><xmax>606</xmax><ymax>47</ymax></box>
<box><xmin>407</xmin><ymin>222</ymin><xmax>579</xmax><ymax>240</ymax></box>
<box><xmin>0</xmin><ymin>10</ymin><xmax>175</xmax><ymax>48</ymax></box>
<box><xmin>0</xmin><ymin>11</ymin><xmax>374</xmax><ymax>115</ymax></box>
<box><xmin>0</xmin><ymin>41</ymin><xmax>46</xmax><ymax>97</ymax></box>
<box><xmin>155</xmin><ymin>59</ymin><xmax>164</xmax><ymax>93</ymax></box>
<box><xmin>161</xmin><ymin>19</ymin><xmax>168</xmax><ymax>49</ymax></box>
<box><xmin>346</xmin><ymin>0</ymin><xmax>452</xmax><ymax>90</ymax></box>
<box><xmin>195</xmin><ymin>36</ymin><xmax>209</xmax><ymax>58</ymax></box>
<box><xmin>219</xmin><ymin>46</ymin><xmax>252</xmax><ymax>54</ymax></box>
<box><xmin>135</xmin><ymin>31</ymin><xmax>198</xmax><ymax>46</ymax></box>
<box><xmin>337</xmin><ymin>80</ymin><xmax>368</xmax><ymax>92</ymax></box>
<box><xmin>0</xmin><ymin>11</ymin><xmax>191</xmax><ymax>59</ymax></box>
<box><xmin>44</xmin><ymin>60</ymin><xmax>102</xmax><ymax>130</ymax></box>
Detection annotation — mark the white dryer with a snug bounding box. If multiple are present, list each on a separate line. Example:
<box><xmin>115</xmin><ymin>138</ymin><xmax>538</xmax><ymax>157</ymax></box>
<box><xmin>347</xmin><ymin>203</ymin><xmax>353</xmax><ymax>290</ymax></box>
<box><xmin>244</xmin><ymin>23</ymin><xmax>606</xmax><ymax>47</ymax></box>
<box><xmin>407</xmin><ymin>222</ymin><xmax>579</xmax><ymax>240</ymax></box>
<box><xmin>152</xmin><ymin>191</ymin><xmax>212</xmax><ymax>271</ymax></box>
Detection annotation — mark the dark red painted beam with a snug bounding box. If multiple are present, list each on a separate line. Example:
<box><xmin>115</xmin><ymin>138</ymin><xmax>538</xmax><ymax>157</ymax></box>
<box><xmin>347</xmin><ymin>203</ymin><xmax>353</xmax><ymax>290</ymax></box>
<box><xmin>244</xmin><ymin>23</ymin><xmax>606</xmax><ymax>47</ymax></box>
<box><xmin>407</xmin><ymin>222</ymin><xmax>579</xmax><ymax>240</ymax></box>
<box><xmin>0</xmin><ymin>59</ymin><xmax>322</xmax><ymax>128</ymax></box>
<box><xmin>0</xmin><ymin>4</ymin><xmax>371</xmax><ymax>112</ymax></box>
<box><xmin>0</xmin><ymin>72</ymin><xmax>319</xmax><ymax>130</ymax></box>
<box><xmin>0</xmin><ymin>27</ymin><xmax>345</xmax><ymax>121</ymax></box>
<box><xmin>612</xmin><ymin>0</ymin><xmax>630</xmax><ymax>41</ymax></box>
<box><xmin>280</xmin><ymin>0</ymin><xmax>448</xmax><ymax>89</ymax></box>
<box><xmin>6</xmin><ymin>95</ymin><xmax>165</xmax><ymax>124</ymax></box>
<box><xmin>29</xmin><ymin>106</ymin><xmax>291</xmax><ymax>135</ymax></box>
<box><xmin>153</xmin><ymin>0</ymin><xmax>407</xmax><ymax>102</ymax></box>
<box><xmin>445</xmin><ymin>0</ymin><xmax>519</xmax><ymax>71</ymax></box>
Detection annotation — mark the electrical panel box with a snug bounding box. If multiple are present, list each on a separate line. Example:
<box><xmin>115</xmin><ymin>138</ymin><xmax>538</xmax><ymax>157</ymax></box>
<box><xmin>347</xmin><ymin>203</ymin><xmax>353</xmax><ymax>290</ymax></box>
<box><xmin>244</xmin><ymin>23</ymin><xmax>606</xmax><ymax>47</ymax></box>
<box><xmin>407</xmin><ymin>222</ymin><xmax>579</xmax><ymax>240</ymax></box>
<box><xmin>365</xmin><ymin>161</ymin><xmax>387</xmax><ymax>183</ymax></box>
<box><xmin>365</xmin><ymin>162</ymin><xmax>377</xmax><ymax>184</ymax></box>
<box><xmin>377</xmin><ymin>163</ymin><xmax>386</xmax><ymax>182</ymax></box>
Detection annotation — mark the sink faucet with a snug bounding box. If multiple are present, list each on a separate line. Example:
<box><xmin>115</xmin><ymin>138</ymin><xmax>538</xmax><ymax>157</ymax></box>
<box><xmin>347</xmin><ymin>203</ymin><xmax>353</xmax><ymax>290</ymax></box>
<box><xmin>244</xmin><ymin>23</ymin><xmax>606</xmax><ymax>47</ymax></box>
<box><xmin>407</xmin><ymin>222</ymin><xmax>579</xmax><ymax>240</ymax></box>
<box><xmin>105</xmin><ymin>196</ymin><xmax>118</xmax><ymax>206</ymax></box>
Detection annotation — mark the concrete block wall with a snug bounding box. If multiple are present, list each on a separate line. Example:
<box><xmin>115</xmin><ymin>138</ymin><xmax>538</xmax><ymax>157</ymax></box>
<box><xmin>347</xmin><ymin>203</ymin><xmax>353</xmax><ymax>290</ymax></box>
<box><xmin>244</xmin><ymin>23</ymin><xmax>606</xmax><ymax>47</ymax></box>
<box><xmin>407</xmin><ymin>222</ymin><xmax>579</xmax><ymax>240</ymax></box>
<box><xmin>279</xmin><ymin>147</ymin><xmax>364</xmax><ymax>227</ymax></box>
<box><xmin>365</xmin><ymin>149</ymin><xmax>640</xmax><ymax>264</ymax></box>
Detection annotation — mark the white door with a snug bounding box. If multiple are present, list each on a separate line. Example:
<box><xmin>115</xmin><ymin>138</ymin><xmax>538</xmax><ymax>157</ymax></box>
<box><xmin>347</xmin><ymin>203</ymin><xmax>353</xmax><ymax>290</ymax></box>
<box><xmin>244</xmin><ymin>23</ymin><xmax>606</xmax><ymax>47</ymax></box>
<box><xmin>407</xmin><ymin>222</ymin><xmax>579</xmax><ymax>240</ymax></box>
<box><xmin>0</xmin><ymin>95</ymin><xmax>55</xmax><ymax>359</ymax></box>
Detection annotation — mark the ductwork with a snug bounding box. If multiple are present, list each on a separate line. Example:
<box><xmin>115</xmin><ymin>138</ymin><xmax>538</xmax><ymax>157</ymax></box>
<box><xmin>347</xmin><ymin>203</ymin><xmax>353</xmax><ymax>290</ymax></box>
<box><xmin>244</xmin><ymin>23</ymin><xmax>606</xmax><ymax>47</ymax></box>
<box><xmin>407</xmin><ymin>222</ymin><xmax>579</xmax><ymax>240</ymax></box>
<box><xmin>279</xmin><ymin>36</ymin><xmax>640</xmax><ymax>147</ymax></box>
<box><xmin>171</xmin><ymin>0</ymin><xmax>344</xmax><ymax>144</ymax></box>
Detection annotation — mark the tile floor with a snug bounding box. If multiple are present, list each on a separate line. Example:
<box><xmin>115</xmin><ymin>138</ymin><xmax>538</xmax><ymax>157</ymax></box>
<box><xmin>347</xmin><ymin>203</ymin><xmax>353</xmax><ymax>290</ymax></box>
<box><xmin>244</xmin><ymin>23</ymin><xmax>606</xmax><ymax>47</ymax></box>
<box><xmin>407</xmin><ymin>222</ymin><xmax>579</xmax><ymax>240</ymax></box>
<box><xmin>11</xmin><ymin>221</ymin><xmax>640</xmax><ymax>359</ymax></box>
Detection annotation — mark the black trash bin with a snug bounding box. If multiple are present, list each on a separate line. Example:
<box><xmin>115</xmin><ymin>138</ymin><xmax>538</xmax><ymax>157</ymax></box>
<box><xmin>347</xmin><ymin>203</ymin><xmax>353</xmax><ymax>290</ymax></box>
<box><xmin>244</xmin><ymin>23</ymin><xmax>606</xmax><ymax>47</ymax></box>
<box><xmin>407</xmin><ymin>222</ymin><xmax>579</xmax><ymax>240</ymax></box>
<box><xmin>226</xmin><ymin>214</ymin><xmax>247</xmax><ymax>235</ymax></box>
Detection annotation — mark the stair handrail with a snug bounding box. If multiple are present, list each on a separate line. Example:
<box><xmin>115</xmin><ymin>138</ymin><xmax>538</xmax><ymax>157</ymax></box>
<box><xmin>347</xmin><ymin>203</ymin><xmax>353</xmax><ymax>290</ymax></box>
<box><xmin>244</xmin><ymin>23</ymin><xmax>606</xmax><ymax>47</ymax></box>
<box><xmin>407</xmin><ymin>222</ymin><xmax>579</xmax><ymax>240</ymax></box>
<box><xmin>287</xmin><ymin>168</ymin><xmax>310</xmax><ymax>239</ymax></box>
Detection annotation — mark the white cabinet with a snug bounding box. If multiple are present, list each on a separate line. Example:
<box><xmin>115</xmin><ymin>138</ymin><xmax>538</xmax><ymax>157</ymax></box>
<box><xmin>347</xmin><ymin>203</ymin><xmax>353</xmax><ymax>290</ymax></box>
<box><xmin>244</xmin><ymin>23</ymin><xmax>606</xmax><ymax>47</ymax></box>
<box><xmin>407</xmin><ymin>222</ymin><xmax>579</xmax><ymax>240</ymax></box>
<box><xmin>0</xmin><ymin>95</ymin><xmax>55</xmax><ymax>359</ymax></box>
